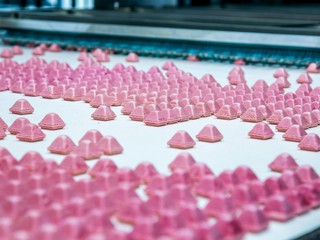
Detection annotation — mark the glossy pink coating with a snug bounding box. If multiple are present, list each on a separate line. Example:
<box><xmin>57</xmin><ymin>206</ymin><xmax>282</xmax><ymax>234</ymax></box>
<box><xmin>48</xmin><ymin>135</ymin><xmax>77</xmax><ymax>155</ymax></box>
<box><xmin>96</xmin><ymin>135</ymin><xmax>123</xmax><ymax>155</ymax></box>
<box><xmin>204</xmin><ymin>193</ymin><xmax>236</xmax><ymax>218</ymax></box>
<box><xmin>247</xmin><ymin>180</ymin><xmax>272</xmax><ymax>204</ymax></box>
<box><xmin>38</xmin><ymin>113</ymin><xmax>65</xmax><ymax>130</ymax></box>
<box><xmin>298</xmin><ymin>133</ymin><xmax>320</xmax><ymax>151</ymax></box>
<box><xmin>129</xmin><ymin>106</ymin><xmax>149</xmax><ymax>121</ymax></box>
<box><xmin>295</xmin><ymin>165</ymin><xmax>319</xmax><ymax>183</ymax></box>
<box><xmin>12</xmin><ymin>45</ymin><xmax>23</xmax><ymax>55</ymax></box>
<box><xmin>134</xmin><ymin>162</ymin><xmax>159</xmax><ymax>183</ymax></box>
<box><xmin>126</xmin><ymin>53</ymin><xmax>139</xmax><ymax>62</ymax></box>
<box><xmin>32</xmin><ymin>47</ymin><xmax>45</xmax><ymax>56</ymax></box>
<box><xmin>116</xmin><ymin>198</ymin><xmax>150</xmax><ymax>225</ymax></box>
<box><xmin>19</xmin><ymin>151</ymin><xmax>45</xmax><ymax>171</ymax></box>
<box><xmin>88</xmin><ymin>158</ymin><xmax>118</xmax><ymax>177</ymax></box>
<box><xmin>239</xmin><ymin>205</ymin><xmax>269</xmax><ymax>233</ymax></box>
<box><xmin>167</xmin><ymin>130</ymin><xmax>196</xmax><ymax>149</ymax></box>
<box><xmin>79</xmin><ymin>129</ymin><xmax>103</xmax><ymax>144</ymax></box>
<box><xmin>194</xmin><ymin>174</ymin><xmax>223</xmax><ymax>198</ymax></box>
<box><xmin>264</xmin><ymin>194</ymin><xmax>296</xmax><ymax>221</ymax></box>
<box><xmin>306</xmin><ymin>63</ymin><xmax>319</xmax><ymax>73</ymax></box>
<box><xmin>292</xmin><ymin>114</ymin><xmax>309</xmax><ymax>129</ymax></box>
<box><xmin>16</xmin><ymin>124</ymin><xmax>46</xmax><ymax>142</ymax></box>
<box><xmin>73</xmin><ymin>140</ymin><xmax>102</xmax><ymax>160</ymax></box>
<box><xmin>121</xmin><ymin>101</ymin><xmax>136</xmax><ymax>115</ymax></box>
<box><xmin>268</xmin><ymin>153</ymin><xmax>299</xmax><ymax>172</ymax></box>
<box><xmin>196</xmin><ymin>124</ymin><xmax>223</xmax><ymax>143</ymax></box>
<box><xmin>91</xmin><ymin>105</ymin><xmax>116</xmax><ymax>121</ymax></box>
<box><xmin>215</xmin><ymin>104</ymin><xmax>238</xmax><ymax>120</ymax></box>
<box><xmin>248</xmin><ymin>122</ymin><xmax>275</xmax><ymax>140</ymax></box>
<box><xmin>296</xmin><ymin>72</ymin><xmax>313</xmax><ymax>84</ymax></box>
<box><xmin>240</xmin><ymin>107</ymin><xmax>264</xmax><ymax>122</ymax></box>
<box><xmin>9</xmin><ymin>99</ymin><xmax>34</xmax><ymax>115</ymax></box>
<box><xmin>276</xmin><ymin>116</ymin><xmax>297</xmax><ymax>132</ymax></box>
<box><xmin>60</xmin><ymin>153</ymin><xmax>89</xmax><ymax>175</ymax></box>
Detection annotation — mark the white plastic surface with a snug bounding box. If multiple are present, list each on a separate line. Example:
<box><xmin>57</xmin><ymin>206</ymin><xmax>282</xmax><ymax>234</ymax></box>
<box><xmin>0</xmin><ymin>47</ymin><xmax>320</xmax><ymax>240</ymax></box>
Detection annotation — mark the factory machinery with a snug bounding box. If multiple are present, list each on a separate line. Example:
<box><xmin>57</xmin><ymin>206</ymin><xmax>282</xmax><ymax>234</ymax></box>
<box><xmin>0</xmin><ymin>3</ymin><xmax>319</xmax><ymax>67</ymax></box>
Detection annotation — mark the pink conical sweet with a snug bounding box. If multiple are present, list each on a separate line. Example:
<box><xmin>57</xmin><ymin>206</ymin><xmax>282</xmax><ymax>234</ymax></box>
<box><xmin>16</xmin><ymin>124</ymin><xmax>46</xmax><ymax>142</ymax></box>
<box><xmin>9</xmin><ymin>99</ymin><xmax>34</xmax><ymax>115</ymax></box>
<box><xmin>239</xmin><ymin>205</ymin><xmax>268</xmax><ymax>233</ymax></box>
<box><xmin>121</xmin><ymin>101</ymin><xmax>136</xmax><ymax>115</ymax></box>
<box><xmin>96</xmin><ymin>52</ymin><xmax>110</xmax><ymax>62</ymax></box>
<box><xmin>296</xmin><ymin>165</ymin><xmax>319</xmax><ymax>183</ymax></box>
<box><xmin>38</xmin><ymin>113</ymin><xmax>65</xmax><ymax>130</ymax></box>
<box><xmin>267</xmin><ymin>109</ymin><xmax>286</xmax><ymax>125</ymax></box>
<box><xmin>129</xmin><ymin>106</ymin><xmax>149</xmax><ymax>121</ymax></box>
<box><xmin>273</xmin><ymin>68</ymin><xmax>289</xmax><ymax>78</ymax></box>
<box><xmin>283</xmin><ymin>124</ymin><xmax>307</xmax><ymax>142</ymax></box>
<box><xmin>134</xmin><ymin>162</ymin><xmax>159</xmax><ymax>183</ymax></box>
<box><xmin>12</xmin><ymin>45</ymin><xmax>23</xmax><ymax>55</ymax></box>
<box><xmin>167</xmin><ymin>130</ymin><xmax>196</xmax><ymax>149</ymax></box>
<box><xmin>48</xmin><ymin>135</ymin><xmax>77</xmax><ymax>154</ymax></box>
<box><xmin>73</xmin><ymin>140</ymin><xmax>102</xmax><ymax>160</ymax></box>
<box><xmin>233</xmin><ymin>165</ymin><xmax>258</xmax><ymax>183</ymax></box>
<box><xmin>88</xmin><ymin>158</ymin><xmax>118</xmax><ymax>178</ymax></box>
<box><xmin>292</xmin><ymin>114</ymin><xmax>309</xmax><ymax>129</ymax></box>
<box><xmin>194</xmin><ymin>175</ymin><xmax>223</xmax><ymax>198</ymax></box>
<box><xmin>275</xmin><ymin>77</ymin><xmax>291</xmax><ymax>88</ymax></box>
<box><xmin>306</xmin><ymin>63</ymin><xmax>319</xmax><ymax>73</ymax></box>
<box><xmin>60</xmin><ymin>154</ymin><xmax>89</xmax><ymax>176</ymax></box>
<box><xmin>240</xmin><ymin>107</ymin><xmax>264</xmax><ymax>122</ymax></box>
<box><xmin>162</xmin><ymin>61</ymin><xmax>175</xmax><ymax>70</ymax></box>
<box><xmin>196</xmin><ymin>124</ymin><xmax>223</xmax><ymax>142</ymax></box>
<box><xmin>234</xmin><ymin>59</ymin><xmax>246</xmax><ymax>65</ymax></box>
<box><xmin>187</xmin><ymin>55</ymin><xmax>200</xmax><ymax>61</ymax></box>
<box><xmin>41</xmin><ymin>86</ymin><xmax>61</xmax><ymax>99</ymax></box>
<box><xmin>264</xmin><ymin>194</ymin><xmax>295</xmax><ymax>221</ymax></box>
<box><xmin>49</xmin><ymin>43</ymin><xmax>61</xmax><ymax>52</ymax></box>
<box><xmin>302</xmin><ymin>112</ymin><xmax>318</xmax><ymax>128</ymax></box>
<box><xmin>78</xmin><ymin>52</ymin><xmax>89</xmax><ymax>61</ymax></box>
<box><xmin>268</xmin><ymin>153</ymin><xmax>298</xmax><ymax>172</ymax></box>
<box><xmin>296</xmin><ymin>72</ymin><xmax>313</xmax><ymax>84</ymax></box>
<box><xmin>204</xmin><ymin>193</ymin><xmax>236</xmax><ymax>218</ymax></box>
<box><xmin>298</xmin><ymin>133</ymin><xmax>320</xmax><ymax>152</ymax></box>
<box><xmin>20</xmin><ymin>151</ymin><xmax>45</xmax><ymax>171</ymax></box>
<box><xmin>276</xmin><ymin>116</ymin><xmax>297</xmax><ymax>132</ymax></box>
<box><xmin>188</xmin><ymin>162</ymin><xmax>214</xmax><ymax>182</ymax></box>
<box><xmin>144</xmin><ymin>111</ymin><xmax>167</xmax><ymax>127</ymax></box>
<box><xmin>169</xmin><ymin>152</ymin><xmax>196</xmax><ymax>172</ymax></box>
<box><xmin>32</xmin><ymin>47</ymin><xmax>45</xmax><ymax>56</ymax></box>
<box><xmin>0</xmin><ymin>49</ymin><xmax>13</xmax><ymax>58</ymax></box>
<box><xmin>248</xmin><ymin>122</ymin><xmax>275</xmax><ymax>140</ymax></box>
<box><xmin>91</xmin><ymin>105</ymin><xmax>116</xmax><ymax>121</ymax></box>
<box><xmin>79</xmin><ymin>129</ymin><xmax>103</xmax><ymax>144</ymax></box>
<box><xmin>279</xmin><ymin>170</ymin><xmax>303</xmax><ymax>190</ymax></box>
<box><xmin>96</xmin><ymin>135</ymin><xmax>123</xmax><ymax>155</ymax></box>
<box><xmin>126</xmin><ymin>53</ymin><xmax>139</xmax><ymax>62</ymax></box>
<box><xmin>215</xmin><ymin>105</ymin><xmax>238</xmax><ymax>120</ymax></box>
<box><xmin>117</xmin><ymin>168</ymin><xmax>140</xmax><ymax>188</ymax></box>
<box><xmin>8</xmin><ymin>117</ymin><xmax>31</xmax><ymax>135</ymax></box>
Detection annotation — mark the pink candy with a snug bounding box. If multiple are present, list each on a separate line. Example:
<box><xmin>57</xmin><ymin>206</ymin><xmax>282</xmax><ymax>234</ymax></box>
<box><xmin>268</xmin><ymin>153</ymin><xmax>298</xmax><ymax>172</ymax></box>
<box><xmin>298</xmin><ymin>133</ymin><xmax>320</xmax><ymax>151</ymax></box>
<box><xmin>167</xmin><ymin>130</ymin><xmax>196</xmax><ymax>149</ymax></box>
<box><xmin>248</xmin><ymin>122</ymin><xmax>274</xmax><ymax>140</ymax></box>
<box><xmin>48</xmin><ymin>135</ymin><xmax>77</xmax><ymax>155</ymax></box>
<box><xmin>38</xmin><ymin>113</ymin><xmax>65</xmax><ymax>130</ymax></box>
<box><xmin>9</xmin><ymin>99</ymin><xmax>34</xmax><ymax>115</ymax></box>
<box><xmin>126</xmin><ymin>53</ymin><xmax>139</xmax><ymax>62</ymax></box>
<box><xmin>16</xmin><ymin>124</ymin><xmax>46</xmax><ymax>142</ymax></box>
<box><xmin>196</xmin><ymin>125</ymin><xmax>223</xmax><ymax>143</ymax></box>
